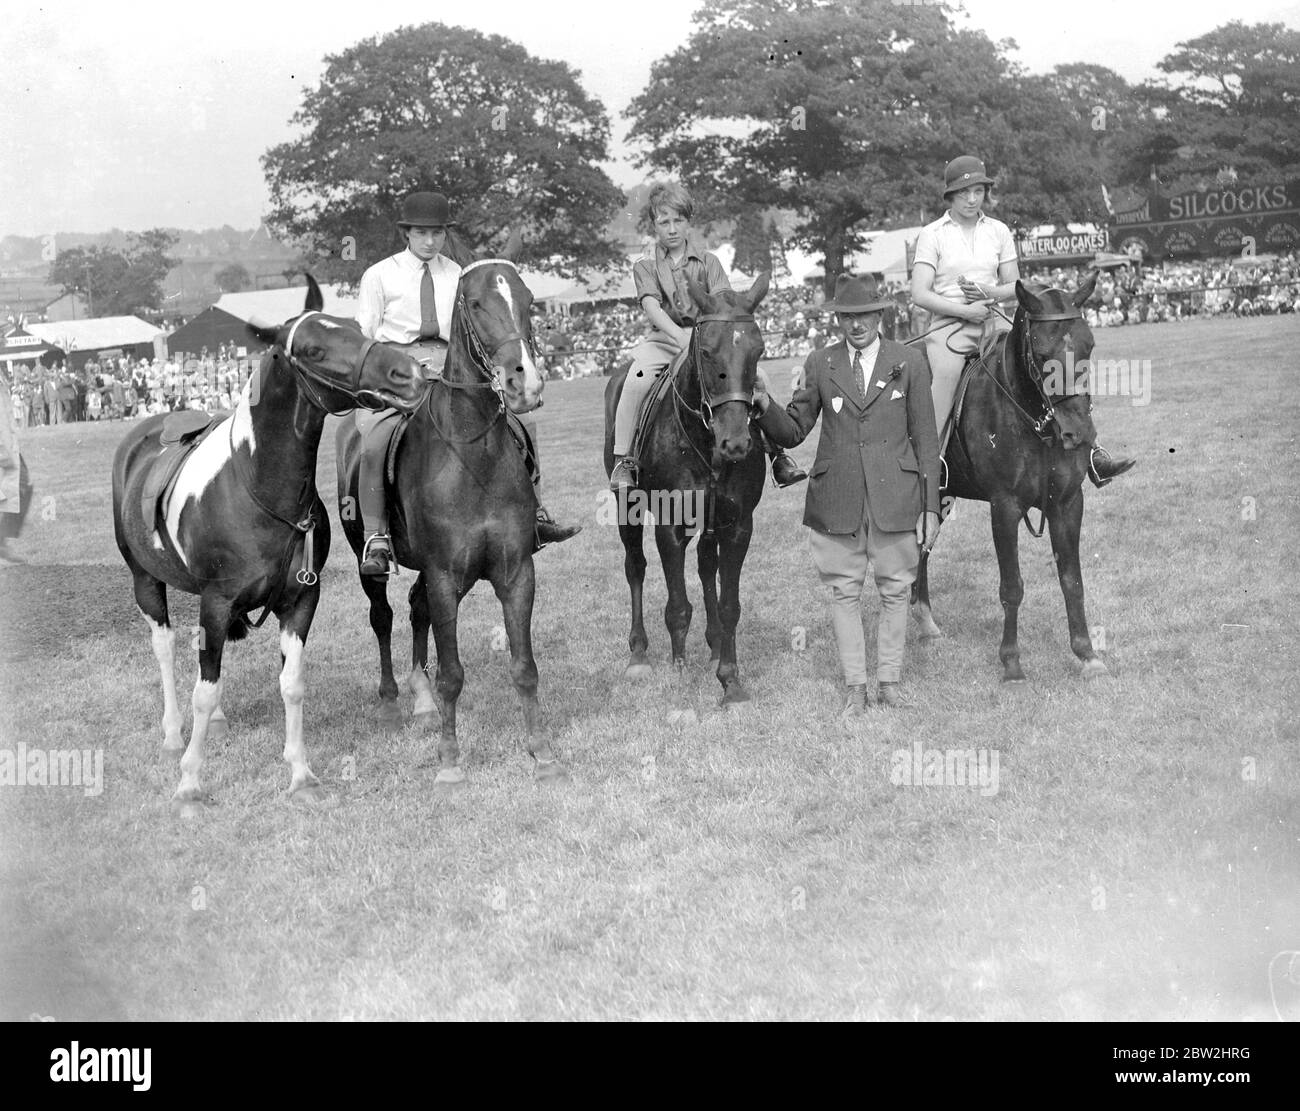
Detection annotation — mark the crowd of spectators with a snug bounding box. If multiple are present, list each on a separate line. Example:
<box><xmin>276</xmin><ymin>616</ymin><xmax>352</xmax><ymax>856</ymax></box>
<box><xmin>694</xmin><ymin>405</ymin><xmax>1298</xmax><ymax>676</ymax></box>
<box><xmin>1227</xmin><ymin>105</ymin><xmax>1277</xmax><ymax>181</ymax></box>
<box><xmin>1024</xmin><ymin>251</ymin><xmax>1300</xmax><ymax>327</ymax></box>
<box><xmin>7</xmin><ymin>343</ymin><xmax>256</xmax><ymax>428</ymax></box>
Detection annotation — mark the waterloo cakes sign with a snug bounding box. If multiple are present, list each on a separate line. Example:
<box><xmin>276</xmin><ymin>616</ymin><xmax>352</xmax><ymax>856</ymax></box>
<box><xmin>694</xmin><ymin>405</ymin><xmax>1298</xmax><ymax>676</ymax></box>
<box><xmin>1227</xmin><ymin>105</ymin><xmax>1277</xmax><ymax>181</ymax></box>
<box><xmin>1111</xmin><ymin>180</ymin><xmax>1300</xmax><ymax>259</ymax></box>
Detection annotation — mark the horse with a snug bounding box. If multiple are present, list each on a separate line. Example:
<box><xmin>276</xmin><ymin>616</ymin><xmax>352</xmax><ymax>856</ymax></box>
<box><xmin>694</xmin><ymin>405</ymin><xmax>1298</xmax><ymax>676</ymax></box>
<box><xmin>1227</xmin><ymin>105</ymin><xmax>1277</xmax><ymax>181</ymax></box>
<box><xmin>911</xmin><ymin>274</ymin><xmax>1111</xmax><ymax>682</ymax></box>
<box><xmin>112</xmin><ymin>276</ymin><xmax>425</xmax><ymax>815</ymax></box>
<box><xmin>334</xmin><ymin>240</ymin><xmax>568</xmax><ymax>788</ymax></box>
<box><xmin>603</xmin><ymin>273</ymin><xmax>770</xmax><ymax>703</ymax></box>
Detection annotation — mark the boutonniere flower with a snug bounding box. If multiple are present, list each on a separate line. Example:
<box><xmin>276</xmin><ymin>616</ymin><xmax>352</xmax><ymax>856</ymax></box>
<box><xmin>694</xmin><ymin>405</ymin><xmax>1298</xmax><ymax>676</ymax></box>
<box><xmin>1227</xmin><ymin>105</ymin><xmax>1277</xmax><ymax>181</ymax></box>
<box><xmin>888</xmin><ymin>361</ymin><xmax>905</xmax><ymax>381</ymax></box>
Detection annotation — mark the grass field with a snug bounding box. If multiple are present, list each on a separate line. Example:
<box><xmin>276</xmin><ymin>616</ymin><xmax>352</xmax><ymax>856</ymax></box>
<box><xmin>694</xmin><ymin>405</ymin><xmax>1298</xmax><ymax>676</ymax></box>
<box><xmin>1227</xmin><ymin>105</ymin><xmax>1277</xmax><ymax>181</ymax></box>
<box><xmin>1</xmin><ymin>314</ymin><xmax>1297</xmax><ymax>1021</ymax></box>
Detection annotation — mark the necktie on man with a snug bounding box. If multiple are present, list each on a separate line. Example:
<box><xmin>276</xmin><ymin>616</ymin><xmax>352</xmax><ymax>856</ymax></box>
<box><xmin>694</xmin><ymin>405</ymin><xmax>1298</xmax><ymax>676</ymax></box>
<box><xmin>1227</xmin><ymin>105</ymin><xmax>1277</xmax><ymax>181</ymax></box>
<box><xmin>419</xmin><ymin>263</ymin><xmax>439</xmax><ymax>340</ymax></box>
<box><xmin>852</xmin><ymin>348</ymin><xmax>865</xmax><ymax>401</ymax></box>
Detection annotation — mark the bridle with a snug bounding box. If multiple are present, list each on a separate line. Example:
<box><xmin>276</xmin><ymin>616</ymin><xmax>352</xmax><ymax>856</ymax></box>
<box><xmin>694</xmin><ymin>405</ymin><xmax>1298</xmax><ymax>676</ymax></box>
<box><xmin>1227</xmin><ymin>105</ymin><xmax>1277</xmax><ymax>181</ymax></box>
<box><xmin>425</xmin><ymin>258</ymin><xmax>537</xmax><ymax>441</ymax></box>
<box><xmin>279</xmin><ymin>310</ymin><xmax>386</xmax><ymax>415</ymax></box>
<box><xmin>678</xmin><ymin>311</ymin><xmax>760</xmax><ymax>425</ymax></box>
<box><xmin>982</xmin><ymin>299</ymin><xmax>1090</xmax><ymax>441</ymax></box>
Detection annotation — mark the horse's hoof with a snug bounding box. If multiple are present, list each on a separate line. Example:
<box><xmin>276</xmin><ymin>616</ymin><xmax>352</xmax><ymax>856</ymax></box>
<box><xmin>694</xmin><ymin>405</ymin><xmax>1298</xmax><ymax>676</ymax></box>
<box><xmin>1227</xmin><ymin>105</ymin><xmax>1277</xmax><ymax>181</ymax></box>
<box><xmin>625</xmin><ymin>662</ymin><xmax>653</xmax><ymax>682</ymax></box>
<box><xmin>290</xmin><ymin>783</ymin><xmax>330</xmax><ymax>808</ymax></box>
<box><xmin>665</xmin><ymin>707</ymin><xmax>698</xmax><ymax>726</ymax></box>
<box><xmin>170</xmin><ymin>791</ymin><xmax>207</xmax><ymax>820</ymax></box>
<box><xmin>412</xmin><ymin>710</ymin><xmax>437</xmax><ymax>732</ymax></box>
<box><xmin>162</xmin><ymin>737</ymin><xmax>184</xmax><ymax>756</ymax></box>
<box><xmin>917</xmin><ymin>622</ymin><xmax>944</xmax><ymax>641</ymax></box>
<box><xmin>377</xmin><ymin>700</ymin><xmax>403</xmax><ymax>730</ymax></box>
<box><xmin>534</xmin><ymin>759</ymin><xmax>571</xmax><ymax>785</ymax></box>
<box><xmin>1081</xmin><ymin>658</ymin><xmax>1110</xmax><ymax>680</ymax></box>
<box><xmin>434</xmin><ymin>766</ymin><xmax>466</xmax><ymax>789</ymax></box>
<box><xmin>1002</xmin><ymin>673</ymin><xmax>1028</xmax><ymax>684</ymax></box>
<box><xmin>207</xmin><ymin>718</ymin><xmax>229</xmax><ymax>742</ymax></box>
<box><xmin>720</xmin><ymin>685</ymin><xmax>751</xmax><ymax>705</ymax></box>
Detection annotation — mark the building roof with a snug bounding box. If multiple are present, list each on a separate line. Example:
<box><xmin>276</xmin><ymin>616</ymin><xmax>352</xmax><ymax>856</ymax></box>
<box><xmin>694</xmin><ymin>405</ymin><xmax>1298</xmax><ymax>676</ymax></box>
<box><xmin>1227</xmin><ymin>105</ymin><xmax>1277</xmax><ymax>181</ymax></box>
<box><xmin>27</xmin><ymin>315</ymin><xmax>162</xmax><ymax>350</ymax></box>
<box><xmin>215</xmin><ymin>284</ymin><xmax>358</xmax><ymax>324</ymax></box>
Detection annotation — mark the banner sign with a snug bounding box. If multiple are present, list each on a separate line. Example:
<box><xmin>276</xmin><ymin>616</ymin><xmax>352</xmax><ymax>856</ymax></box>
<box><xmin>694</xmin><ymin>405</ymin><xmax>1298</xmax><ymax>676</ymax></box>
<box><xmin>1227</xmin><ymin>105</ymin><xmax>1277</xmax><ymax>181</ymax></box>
<box><xmin>1019</xmin><ymin>229</ymin><xmax>1109</xmax><ymax>261</ymax></box>
<box><xmin>1109</xmin><ymin>179</ymin><xmax>1300</xmax><ymax>258</ymax></box>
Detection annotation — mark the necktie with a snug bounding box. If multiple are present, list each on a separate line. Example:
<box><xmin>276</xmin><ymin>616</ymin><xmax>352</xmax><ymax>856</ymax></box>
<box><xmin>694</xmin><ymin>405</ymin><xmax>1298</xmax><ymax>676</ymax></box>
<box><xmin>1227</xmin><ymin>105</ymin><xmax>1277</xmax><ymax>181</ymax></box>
<box><xmin>852</xmin><ymin>348</ymin><xmax>865</xmax><ymax>400</ymax></box>
<box><xmin>419</xmin><ymin>263</ymin><xmax>439</xmax><ymax>340</ymax></box>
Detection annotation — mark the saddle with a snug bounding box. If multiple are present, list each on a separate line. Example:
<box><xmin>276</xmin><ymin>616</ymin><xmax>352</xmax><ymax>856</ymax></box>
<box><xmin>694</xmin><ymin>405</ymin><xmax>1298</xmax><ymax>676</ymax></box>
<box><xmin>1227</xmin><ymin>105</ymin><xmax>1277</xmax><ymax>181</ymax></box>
<box><xmin>940</xmin><ymin>332</ymin><xmax>1009</xmax><ymax>491</ymax></box>
<box><xmin>383</xmin><ymin>406</ymin><xmax>538</xmax><ymax>486</ymax></box>
<box><xmin>141</xmin><ymin>410</ymin><xmax>226</xmax><ymax>533</ymax></box>
<box><xmin>629</xmin><ymin>346</ymin><xmax>691</xmax><ymax>463</ymax></box>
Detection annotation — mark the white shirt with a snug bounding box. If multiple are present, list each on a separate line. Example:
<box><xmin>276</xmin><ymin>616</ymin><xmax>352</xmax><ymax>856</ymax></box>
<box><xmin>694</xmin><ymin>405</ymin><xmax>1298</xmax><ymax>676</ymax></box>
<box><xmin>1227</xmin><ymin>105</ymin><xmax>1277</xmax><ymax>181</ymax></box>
<box><xmin>913</xmin><ymin>212</ymin><xmax>1016</xmax><ymax>302</ymax></box>
<box><xmin>849</xmin><ymin>333</ymin><xmax>881</xmax><ymax>385</ymax></box>
<box><xmin>356</xmin><ymin>248</ymin><xmax>462</xmax><ymax>344</ymax></box>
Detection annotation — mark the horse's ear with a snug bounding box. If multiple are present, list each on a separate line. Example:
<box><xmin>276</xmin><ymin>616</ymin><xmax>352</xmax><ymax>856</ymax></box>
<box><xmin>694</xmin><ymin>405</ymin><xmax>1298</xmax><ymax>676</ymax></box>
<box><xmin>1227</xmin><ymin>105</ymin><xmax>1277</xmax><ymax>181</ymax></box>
<box><xmin>245</xmin><ymin>317</ymin><xmax>282</xmax><ymax>347</ymax></box>
<box><xmin>744</xmin><ymin>271</ymin><xmax>771</xmax><ymax>311</ymax></box>
<box><xmin>303</xmin><ymin>273</ymin><xmax>325</xmax><ymax>313</ymax></box>
<box><xmin>499</xmin><ymin>229</ymin><xmax>523</xmax><ymax>263</ymax></box>
<box><xmin>1014</xmin><ymin>280</ymin><xmax>1040</xmax><ymax>313</ymax></box>
<box><xmin>1073</xmin><ymin>270</ymin><xmax>1099</xmax><ymax>307</ymax></box>
<box><xmin>686</xmin><ymin>272</ymin><xmax>716</xmax><ymax>315</ymax></box>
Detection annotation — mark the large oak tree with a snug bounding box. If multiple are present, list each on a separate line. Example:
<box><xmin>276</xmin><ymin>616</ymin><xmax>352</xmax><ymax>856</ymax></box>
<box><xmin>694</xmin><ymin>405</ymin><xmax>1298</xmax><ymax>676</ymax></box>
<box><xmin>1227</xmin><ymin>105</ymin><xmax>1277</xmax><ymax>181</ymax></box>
<box><xmin>262</xmin><ymin>23</ymin><xmax>626</xmax><ymax>282</ymax></box>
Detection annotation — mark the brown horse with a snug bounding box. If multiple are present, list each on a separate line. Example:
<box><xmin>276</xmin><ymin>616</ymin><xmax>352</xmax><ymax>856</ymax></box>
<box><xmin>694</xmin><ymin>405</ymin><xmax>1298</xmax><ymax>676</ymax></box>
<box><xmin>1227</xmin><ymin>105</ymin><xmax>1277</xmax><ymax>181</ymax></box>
<box><xmin>113</xmin><ymin>277</ymin><xmax>425</xmax><ymax>815</ymax></box>
<box><xmin>912</xmin><ymin>275</ymin><xmax>1111</xmax><ymax>681</ymax></box>
<box><xmin>335</xmin><ymin>241</ymin><xmax>569</xmax><ymax>787</ymax></box>
<box><xmin>603</xmin><ymin>274</ymin><xmax>771</xmax><ymax>702</ymax></box>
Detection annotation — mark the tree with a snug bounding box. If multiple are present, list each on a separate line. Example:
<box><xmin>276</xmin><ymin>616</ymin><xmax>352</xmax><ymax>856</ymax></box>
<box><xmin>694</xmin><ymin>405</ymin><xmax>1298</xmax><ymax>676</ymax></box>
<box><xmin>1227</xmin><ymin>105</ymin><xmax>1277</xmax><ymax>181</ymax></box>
<box><xmin>48</xmin><ymin>229</ymin><xmax>178</xmax><ymax>317</ymax></box>
<box><xmin>627</xmin><ymin>0</ymin><xmax>1110</xmax><ymax>293</ymax></box>
<box><xmin>1111</xmin><ymin>22</ymin><xmax>1300</xmax><ymax>194</ymax></box>
<box><xmin>262</xmin><ymin>23</ymin><xmax>625</xmax><ymax>282</ymax></box>
<box><xmin>215</xmin><ymin>263</ymin><xmax>252</xmax><ymax>293</ymax></box>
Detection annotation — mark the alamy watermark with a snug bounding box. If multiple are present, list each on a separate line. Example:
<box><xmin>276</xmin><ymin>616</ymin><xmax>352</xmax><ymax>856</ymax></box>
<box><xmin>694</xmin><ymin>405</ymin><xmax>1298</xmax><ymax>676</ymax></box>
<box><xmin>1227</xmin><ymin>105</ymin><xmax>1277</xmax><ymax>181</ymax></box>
<box><xmin>890</xmin><ymin>742</ymin><xmax>1000</xmax><ymax>797</ymax></box>
<box><xmin>595</xmin><ymin>488</ymin><xmax>707</xmax><ymax>529</ymax></box>
<box><xmin>0</xmin><ymin>744</ymin><xmax>103</xmax><ymax>797</ymax></box>
<box><xmin>1042</xmin><ymin>352</ymin><xmax>1152</xmax><ymax>407</ymax></box>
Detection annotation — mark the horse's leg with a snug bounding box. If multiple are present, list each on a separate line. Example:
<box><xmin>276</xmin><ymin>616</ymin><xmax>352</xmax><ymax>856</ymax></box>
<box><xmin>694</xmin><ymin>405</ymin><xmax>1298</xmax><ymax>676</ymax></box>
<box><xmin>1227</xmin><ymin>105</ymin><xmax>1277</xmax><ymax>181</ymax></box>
<box><xmin>910</xmin><ymin>548</ymin><xmax>944</xmax><ymax>640</ymax></box>
<box><xmin>1047</xmin><ymin>488</ymin><xmax>1109</xmax><ymax>679</ymax></box>
<box><xmin>278</xmin><ymin>588</ymin><xmax>326</xmax><ymax>804</ymax></box>
<box><xmin>360</xmin><ymin>571</ymin><xmax>401</xmax><ymax>730</ymax></box>
<box><xmin>620</xmin><ymin>517</ymin><xmax>652</xmax><ymax>679</ymax></box>
<box><xmin>132</xmin><ymin>568</ymin><xmax>184</xmax><ymax>752</ymax></box>
<box><xmin>494</xmin><ymin>554</ymin><xmax>568</xmax><ymax>783</ymax></box>
<box><xmin>991</xmin><ymin>497</ymin><xmax>1027</xmax><ymax>682</ymax></box>
<box><xmin>715</xmin><ymin>517</ymin><xmax>754</xmax><ymax>703</ymax></box>
<box><xmin>408</xmin><ymin>573</ymin><xmax>438</xmax><ymax>731</ymax></box>
<box><xmin>173</xmin><ymin>595</ymin><xmax>231</xmax><ymax>817</ymax></box>
<box><xmin>424</xmin><ymin>572</ymin><xmax>467</xmax><ymax>787</ymax></box>
<box><xmin>654</xmin><ymin>520</ymin><xmax>693</xmax><ymax>668</ymax></box>
<box><xmin>698</xmin><ymin>532</ymin><xmax>722</xmax><ymax>665</ymax></box>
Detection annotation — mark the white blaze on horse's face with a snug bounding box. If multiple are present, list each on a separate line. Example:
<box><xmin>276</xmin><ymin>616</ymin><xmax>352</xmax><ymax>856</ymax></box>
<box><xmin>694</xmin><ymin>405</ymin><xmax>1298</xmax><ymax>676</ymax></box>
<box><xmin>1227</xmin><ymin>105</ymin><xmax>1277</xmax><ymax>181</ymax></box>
<box><xmin>491</xmin><ymin>271</ymin><xmax>543</xmax><ymax>411</ymax></box>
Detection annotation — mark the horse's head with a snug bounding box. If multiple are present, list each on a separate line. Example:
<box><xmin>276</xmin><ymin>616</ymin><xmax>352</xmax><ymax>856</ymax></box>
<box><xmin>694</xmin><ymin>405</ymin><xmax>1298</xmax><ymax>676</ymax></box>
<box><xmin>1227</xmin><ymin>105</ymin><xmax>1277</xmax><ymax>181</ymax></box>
<box><xmin>450</xmin><ymin>232</ymin><xmax>544</xmax><ymax>414</ymax></box>
<box><xmin>247</xmin><ymin>275</ymin><xmax>424</xmax><ymax>414</ymax></box>
<box><xmin>1013</xmin><ymin>274</ymin><xmax>1099</xmax><ymax>450</ymax></box>
<box><xmin>686</xmin><ymin>271</ymin><xmax>770</xmax><ymax>465</ymax></box>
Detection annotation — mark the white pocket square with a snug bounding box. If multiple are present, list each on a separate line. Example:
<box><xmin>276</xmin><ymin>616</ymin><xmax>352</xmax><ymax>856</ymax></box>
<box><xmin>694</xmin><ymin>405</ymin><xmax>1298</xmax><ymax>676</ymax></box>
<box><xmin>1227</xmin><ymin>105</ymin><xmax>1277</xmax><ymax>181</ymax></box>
<box><xmin>831</xmin><ymin>396</ymin><xmax>843</xmax><ymax>413</ymax></box>
<box><xmin>891</xmin><ymin>389</ymin><xmax>905</xmax><ymax>400</ymax></box>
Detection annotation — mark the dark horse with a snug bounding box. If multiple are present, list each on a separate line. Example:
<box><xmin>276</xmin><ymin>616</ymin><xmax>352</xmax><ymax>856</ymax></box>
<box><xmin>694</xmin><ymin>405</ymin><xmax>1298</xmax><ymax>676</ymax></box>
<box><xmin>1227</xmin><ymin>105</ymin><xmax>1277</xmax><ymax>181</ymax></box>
<box><xmin>603</xmin><ymin>273</ymin><xmax>770</xmax><ymax>702</ymax></box>
<box><xmin>113</xmin><ymin>278</ymin><xmax>424</xmax><ymax>814</ymax></box>
<box><xmin>335</xmin><ymin>241</ymin><xmax>568</xmax><ymax>787</ymax></box>
<box><xmin>912</xmin><ymin>274</ymin><xmax>1110</xmax><ymax>681</ymax></box>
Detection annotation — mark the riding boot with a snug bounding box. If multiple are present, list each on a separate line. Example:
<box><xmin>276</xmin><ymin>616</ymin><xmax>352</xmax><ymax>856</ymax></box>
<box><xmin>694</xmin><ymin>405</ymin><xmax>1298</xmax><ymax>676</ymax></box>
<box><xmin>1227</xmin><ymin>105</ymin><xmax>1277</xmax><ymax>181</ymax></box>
<box><xmin>758</xmin><ymin>427</ymin><xmax>806</xmax><ymax>487</ymax></box>
<box><xmin>1087</xmin><ymin>445</ymin><xmax>1137</xmax><ymax>487</ymax></box>
<box><xmin>510</xmin><ymin>413</ymin><xmax>581</xmax><ymax>548</ymax></box>
<box><xmin>358</xmin><ymin>416</ymin><xmax>397</xmax><ymax>577</ymax></box>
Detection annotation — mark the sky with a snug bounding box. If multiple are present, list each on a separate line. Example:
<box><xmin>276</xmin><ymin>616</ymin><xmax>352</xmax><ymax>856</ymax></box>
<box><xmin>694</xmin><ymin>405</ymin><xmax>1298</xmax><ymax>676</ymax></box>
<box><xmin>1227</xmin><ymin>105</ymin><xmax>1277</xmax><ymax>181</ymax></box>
<box><xmin>4</xmin><ymin>0</ymin><xmax>1298</xmax><ymax>237</ymax></box>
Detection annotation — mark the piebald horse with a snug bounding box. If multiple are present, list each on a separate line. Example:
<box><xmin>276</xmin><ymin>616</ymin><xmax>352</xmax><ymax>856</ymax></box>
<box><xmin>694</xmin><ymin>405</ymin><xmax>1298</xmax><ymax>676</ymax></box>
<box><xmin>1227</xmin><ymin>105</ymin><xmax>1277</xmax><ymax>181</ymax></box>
<box><xmin>112</xmin><ymin>278</ymin><xmax>424</xmax><ymax>814</ymax></box>
<box><xmin>335</xmin><ymin>242</ymin><xmax>569</xmax><ymax>786</ymax></box>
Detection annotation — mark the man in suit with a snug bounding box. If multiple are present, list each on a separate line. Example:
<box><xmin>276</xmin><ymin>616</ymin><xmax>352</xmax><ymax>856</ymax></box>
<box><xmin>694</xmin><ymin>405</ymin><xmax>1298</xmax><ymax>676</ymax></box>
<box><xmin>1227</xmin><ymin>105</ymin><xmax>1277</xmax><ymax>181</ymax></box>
<box><xmin>754</xmin><ymin>274</ymin><xmax>941</xmax><ymax>713</ymax></box>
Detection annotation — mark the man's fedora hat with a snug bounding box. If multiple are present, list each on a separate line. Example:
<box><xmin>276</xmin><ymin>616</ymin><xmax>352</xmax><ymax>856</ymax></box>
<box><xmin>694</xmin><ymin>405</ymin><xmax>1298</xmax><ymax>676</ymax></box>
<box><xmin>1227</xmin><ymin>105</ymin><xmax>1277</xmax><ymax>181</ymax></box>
<box><xmin>824</xmin><ymin>273</ymin><xmax>892</xmax><ymax>313</ymax></box>
<box><xmin>397</xmin><ymin>191</ymin><xmax>456</xmax><ymax>228</ymax></box>
<box><xmin>943</xmin><ymin>155</ymin><xmax>995</xmax><ymax>197</ymax></box>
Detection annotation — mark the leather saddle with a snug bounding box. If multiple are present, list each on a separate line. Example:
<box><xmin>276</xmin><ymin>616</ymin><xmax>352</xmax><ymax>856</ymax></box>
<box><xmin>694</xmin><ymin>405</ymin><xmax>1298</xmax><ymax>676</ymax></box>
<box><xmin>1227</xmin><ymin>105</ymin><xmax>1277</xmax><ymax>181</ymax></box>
<box><xmin>141</xmin><ymin>410</ymin><xmax>227</xmax><ymax>532</ymax></box>
<box><xmin>629</xmin><ymin>346</ymin><xmax>691</xmax><ymax>462</ymax></box>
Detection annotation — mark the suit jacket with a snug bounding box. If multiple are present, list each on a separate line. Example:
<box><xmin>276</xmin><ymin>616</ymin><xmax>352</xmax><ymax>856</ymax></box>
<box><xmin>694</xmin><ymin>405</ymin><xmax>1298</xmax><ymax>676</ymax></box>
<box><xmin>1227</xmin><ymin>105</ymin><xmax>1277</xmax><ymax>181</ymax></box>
<box><xmin>758</xmin><ymin>336</ymin><xmax>940</xmax><ymax>535</ymax></box>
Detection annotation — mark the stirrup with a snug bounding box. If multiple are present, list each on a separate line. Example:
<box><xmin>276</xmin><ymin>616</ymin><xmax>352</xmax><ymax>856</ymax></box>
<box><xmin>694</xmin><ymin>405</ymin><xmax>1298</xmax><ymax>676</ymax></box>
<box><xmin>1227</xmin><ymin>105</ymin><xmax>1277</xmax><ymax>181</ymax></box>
<box><xmin>360</xmin><ymin>532</ymin><xmax>397</xmax><ymax>576</ymax></box>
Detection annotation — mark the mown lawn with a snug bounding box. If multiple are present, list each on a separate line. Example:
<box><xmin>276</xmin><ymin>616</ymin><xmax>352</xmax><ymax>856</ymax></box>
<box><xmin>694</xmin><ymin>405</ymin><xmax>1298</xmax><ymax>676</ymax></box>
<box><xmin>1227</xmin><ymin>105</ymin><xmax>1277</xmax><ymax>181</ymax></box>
<box><xmin>1</xmin><ymin>314</ymin><xmax>1297</xmax><ymax>1020</ymax></box>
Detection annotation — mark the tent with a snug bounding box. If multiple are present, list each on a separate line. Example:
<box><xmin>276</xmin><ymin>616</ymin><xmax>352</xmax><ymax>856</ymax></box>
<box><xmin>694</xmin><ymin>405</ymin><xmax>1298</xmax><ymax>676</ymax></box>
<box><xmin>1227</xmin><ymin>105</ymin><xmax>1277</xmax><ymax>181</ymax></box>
<box><xmin>26</xmin><ymin>316</ymin><xmax>163</xmax><ymax>370</ymax></box>
<box><xmin>215</xmin><ymin>284</ymin><xmax>358</xmax><ymax>324</ymax></box>
<box><xmin>166</xmin><ymin>307</ymin><xmax>266</xmax><ymax>359</ymax></box>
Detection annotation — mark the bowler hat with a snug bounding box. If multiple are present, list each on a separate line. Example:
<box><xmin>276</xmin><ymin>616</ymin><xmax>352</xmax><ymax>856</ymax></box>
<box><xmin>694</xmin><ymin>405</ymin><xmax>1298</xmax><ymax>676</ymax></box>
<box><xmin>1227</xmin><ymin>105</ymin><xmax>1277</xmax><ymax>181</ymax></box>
<box><xmin>943</xmin><ymin>155</ymin><xmax>995</xmax><ymax>197</ymax></box>
<box><xmin>397</xmin><ymin>191</ymin><xmax>456</xmax><ymax>228</ymax></box>
<box><xmin>824</xmin><ymin>273</ymin><xmax>891</xmax><ymax>313</ymax></box>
